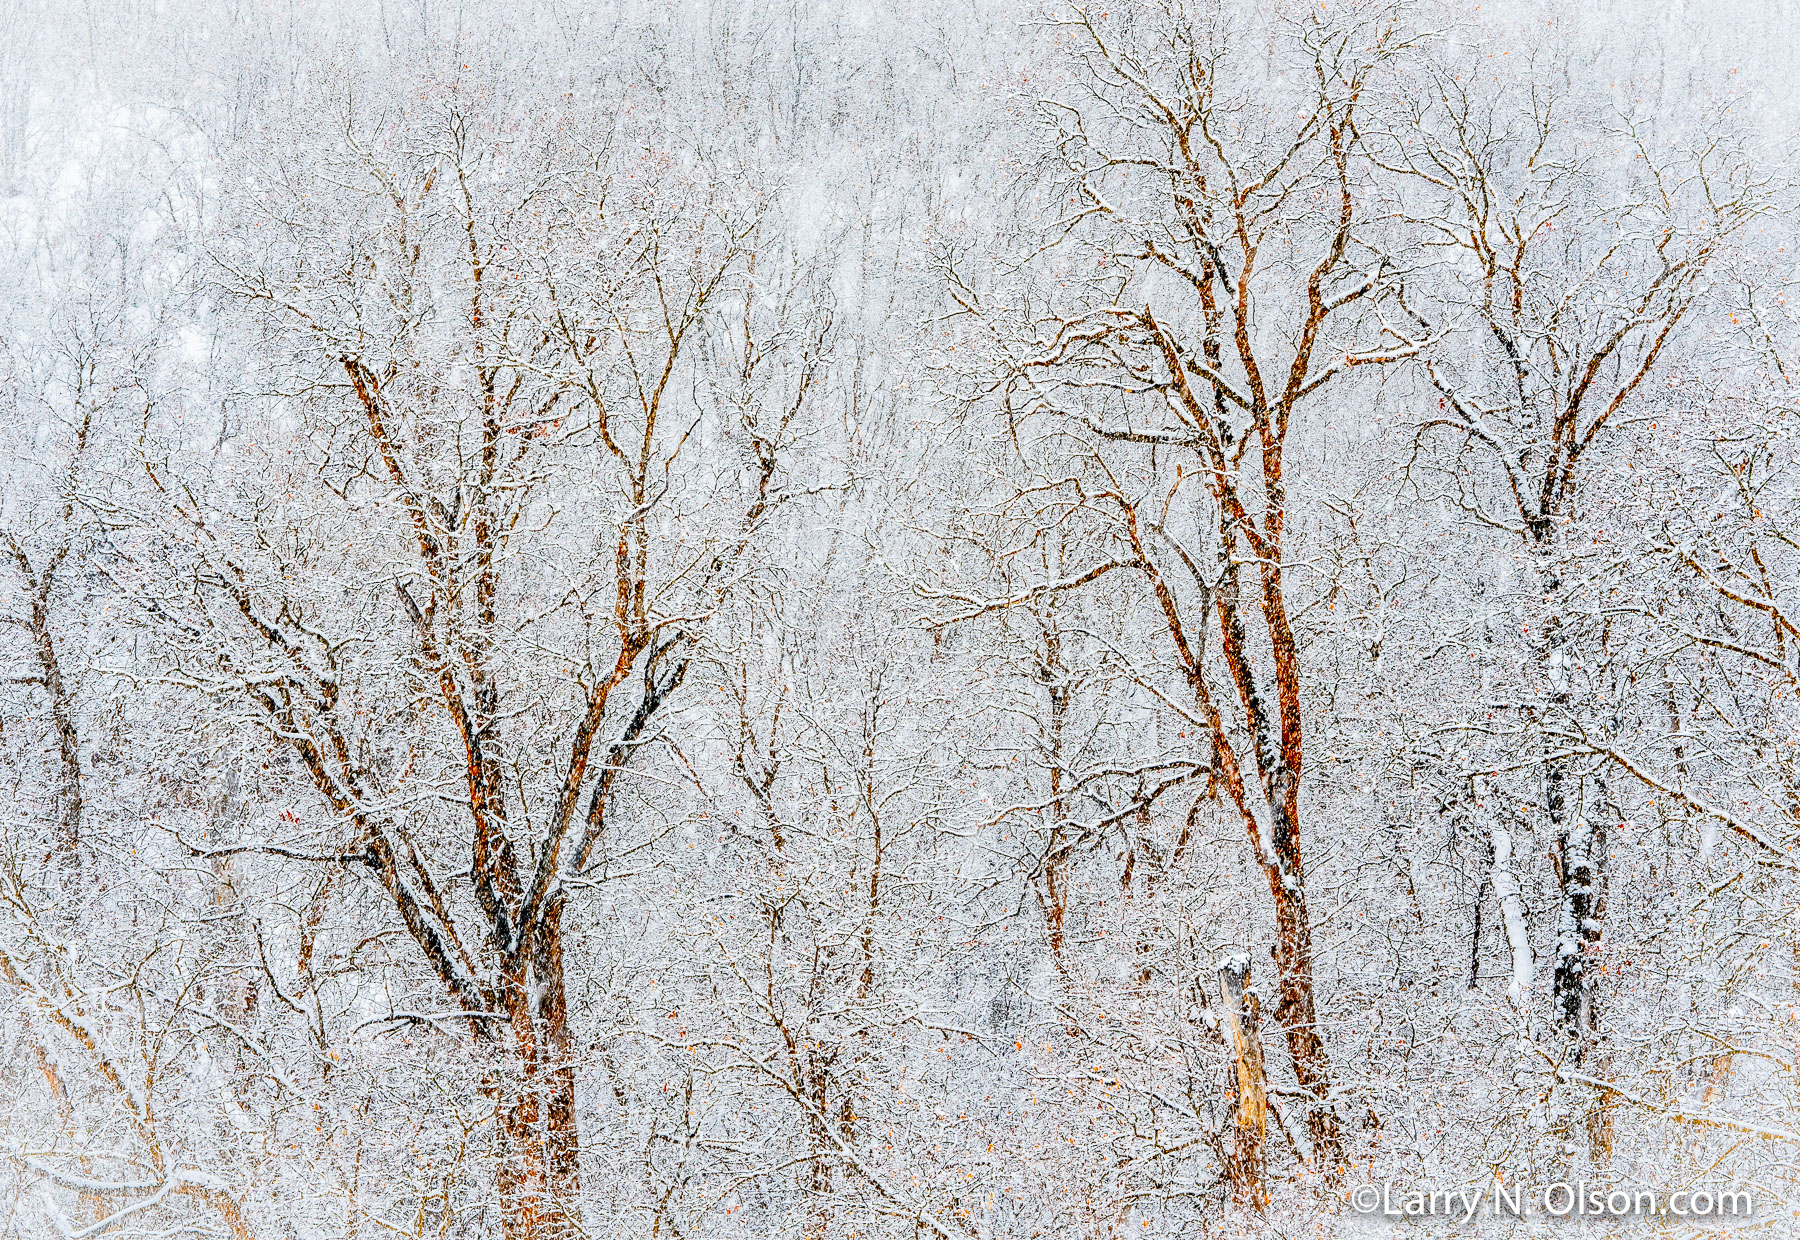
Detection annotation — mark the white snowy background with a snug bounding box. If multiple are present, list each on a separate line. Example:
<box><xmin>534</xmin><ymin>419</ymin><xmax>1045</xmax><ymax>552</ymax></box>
<box><xmin>4</xmin><ymin>1</ymin><xmax>1800</xmax><ymax>1236</ymax></box>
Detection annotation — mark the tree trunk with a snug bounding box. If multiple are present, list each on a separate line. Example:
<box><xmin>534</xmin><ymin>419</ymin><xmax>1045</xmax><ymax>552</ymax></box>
<box><xmin>1217</xmin><ymin>954</ymin><xmax>1269</xmax><ymax>1202</ymax></box>
<box><xmin>1534</xmin><ymin>546</ymin><xmax>1609</xmax><ymax>1164</ymax></box>
<box><xmin>1262</xmin><ymin>832</ymin><xmax>1338</xmax><ymax>1167</ymax></box>
<box><xmin>1128</xmin><ymin>518</ymin><xmax>1343</xmax><ymax>1174</ymax></box>
<box><xmin>7</xmin><ymin>543</ymin><xmax>82</xmax><ymax>855</ymax></box>
<box><xmin>498</xmin><ymin>903</ymin><xmax>581</xmax><ymax>1240</ymax></box>
<box><xmin>804</xmin><ymin>1051</ymin><xmax>834</xmax><ymax>1240</ymax></box>
<box><xmin>1548</xmin><ymin>762</ymin><xmax>1604</xmax><ymax>1048</ymax></box>
<box><xmin>1535</xmin><ymin>551</ymin><xmax>1604</xmax><ymax>1054</ymax></box>
<box><xmin>1037</xmin><ymin>623</ymin><xmax>1071</xmax><ymax>960</ymax></box>
<box><xmin>537</xmin><ymin>902</ymin><xmax>581</xmax><ymax>1214</ymax></box>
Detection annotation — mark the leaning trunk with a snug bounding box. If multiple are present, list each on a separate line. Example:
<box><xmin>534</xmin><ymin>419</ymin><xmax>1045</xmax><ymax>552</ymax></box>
<box><xmin>1214</xmin><ymin>555</ymin><xmax>1341</xmax><ymax>1171</ymax></box>
<box><xmin>20</xmin><ymin>556</ymin><xmax>82</xmax><ymax>855</ymax></box>
<box><xmin>1262</xmin><ymin>788</ymin><xmax>1340</xmax><ymax>1168</ymax></box>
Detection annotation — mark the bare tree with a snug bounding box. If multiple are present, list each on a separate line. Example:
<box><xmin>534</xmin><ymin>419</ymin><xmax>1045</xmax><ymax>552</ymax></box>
<box><xmin>7</xmin><ymin>2</ymin><xmax>1800</xmax><ymax>1234</ymax></box>
<box><xmin>1386</xmin><ymin>68</ymin><xmax>1764</xmax><ymax>1094</ymax></box>
<box><xmin>96</xmin><ymin>84</ymin><xmax>823</xmax><ymax>1240</ymax></box>
<box><xmin>944</xmin><ymin>0</ymin><xmax>1418</xmax><ymax>1178</ymax></box>
<box><xmin>0</xmin><ymin>217</ymin><xmax>150</xmax><ymax>858</ymax></box>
